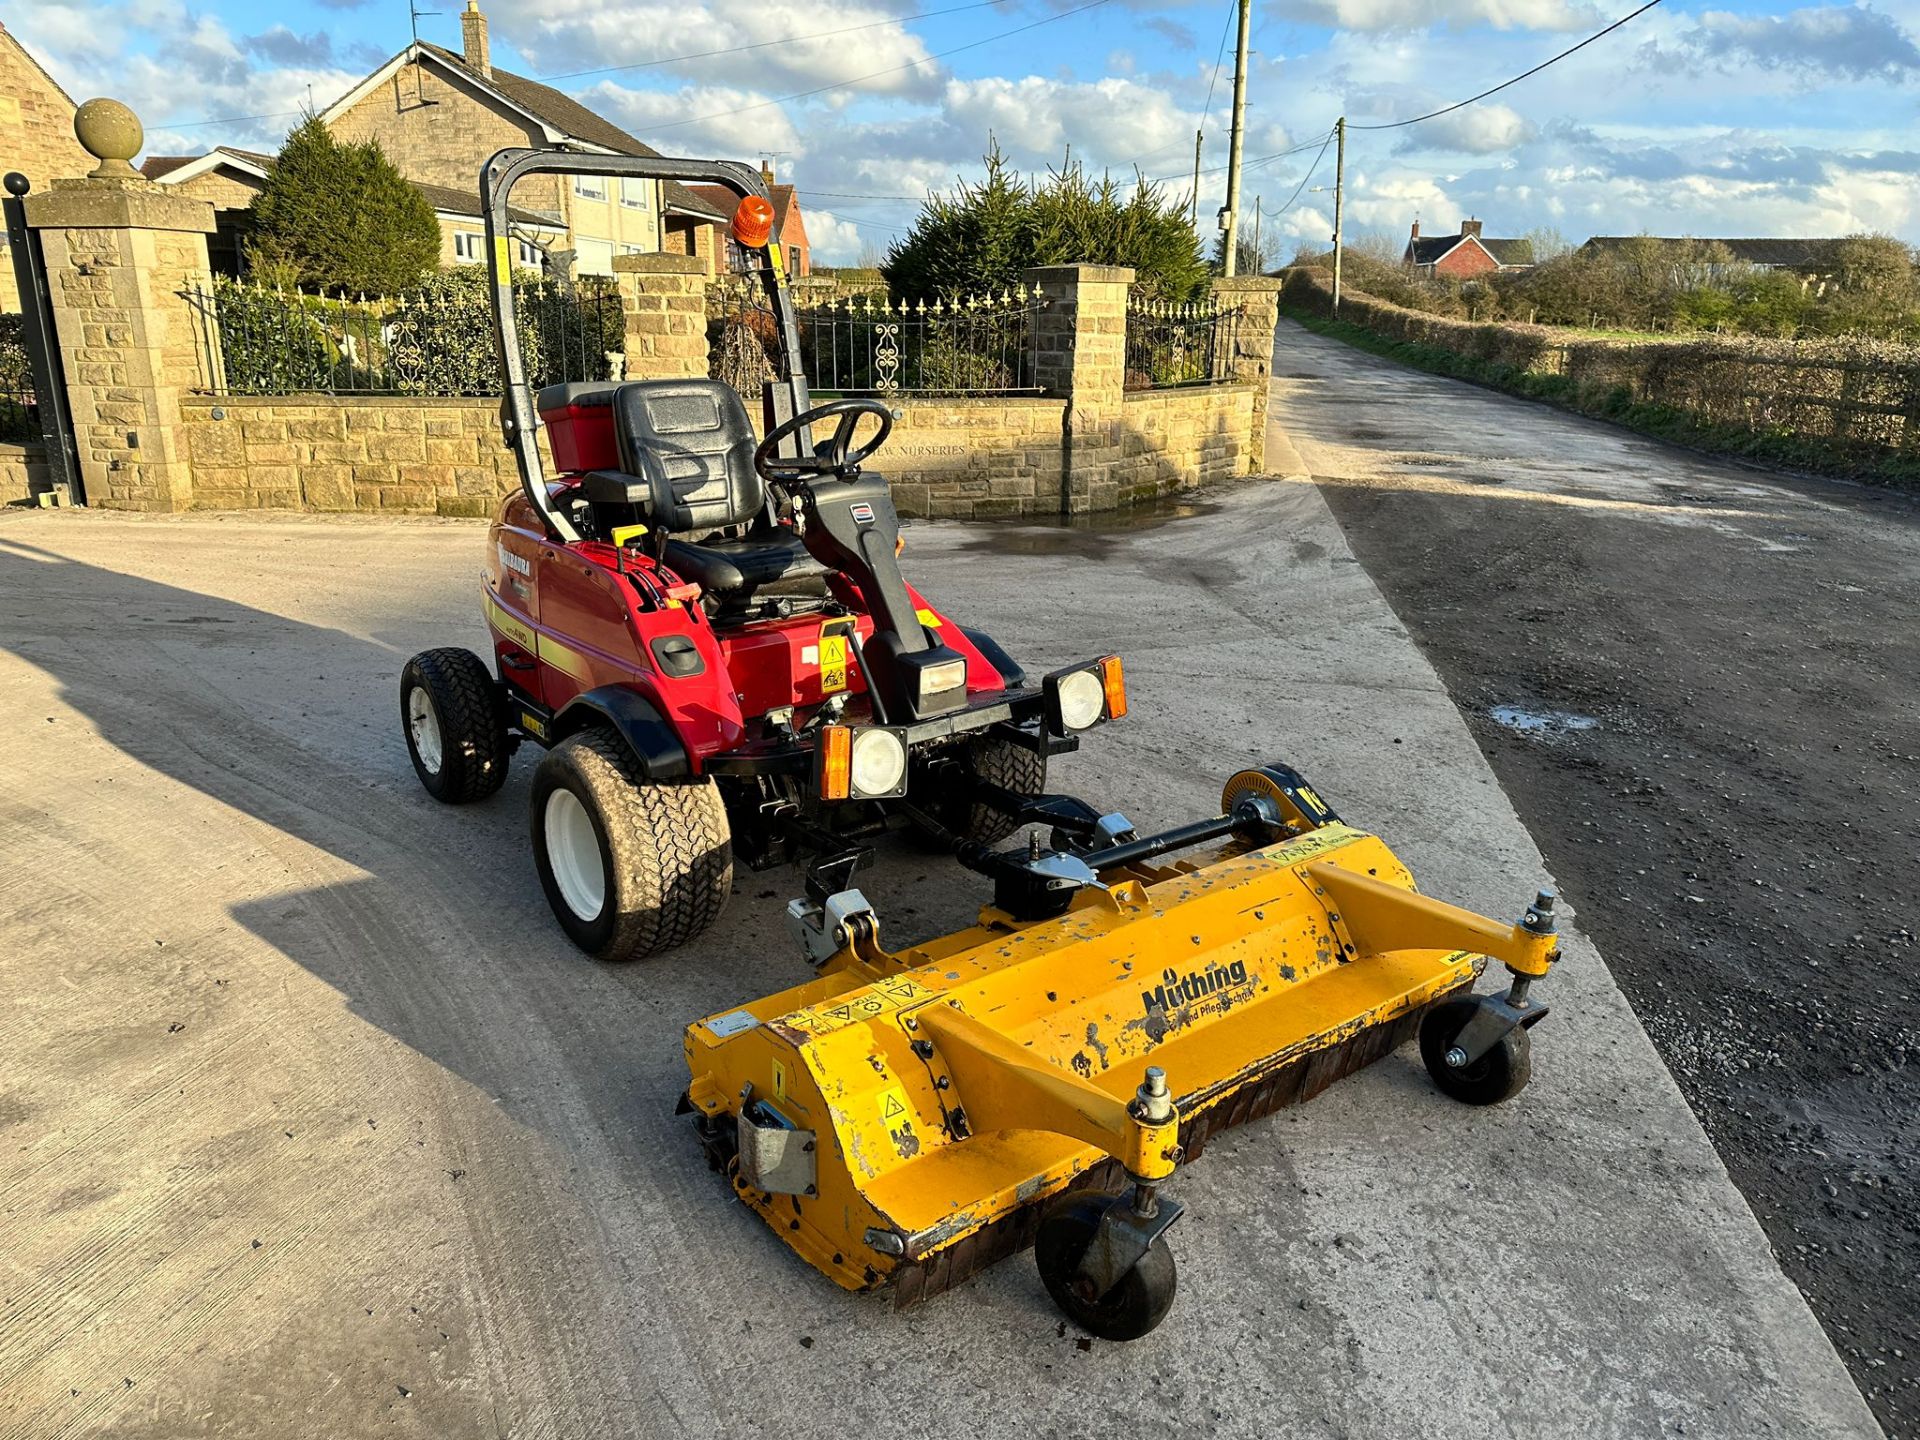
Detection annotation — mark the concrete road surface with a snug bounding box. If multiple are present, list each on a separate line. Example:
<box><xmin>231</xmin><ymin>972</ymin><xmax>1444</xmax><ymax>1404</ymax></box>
<box><xmin>1270</xmin><ymin>318</ymin><xmax>1920</xmax><ymax>1438</ymax></box>
<box><xmin>0</xmin><ymin>490</ymin><xmax>1880</xmax><ymax>1438</ymax></box>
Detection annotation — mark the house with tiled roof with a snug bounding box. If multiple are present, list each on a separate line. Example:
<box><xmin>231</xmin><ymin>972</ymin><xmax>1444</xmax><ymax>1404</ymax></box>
<box><xmin>312</xmin><ymin>0</ymin><xmax>728</xmax><ymax>278</ymax></box>
<box><xmin>1403</xmin><ymin>220</ymin><xmax>1533</xmax><ymax>278</ymax></box>
<box><xmin>0</xmin><ymin>19</ymin><xmax>92</xmax><ymax>310</ymax></box>
<box><xmin>141</xmin><ymin>147</ymin><xmax>568</xmax><ymax>276</ymax></box>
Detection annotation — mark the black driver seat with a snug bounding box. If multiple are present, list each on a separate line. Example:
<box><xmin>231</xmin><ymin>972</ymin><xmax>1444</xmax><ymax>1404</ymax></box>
<box><xmin>575</xmin><ymin>379</ymin><xmax>826</xmax><ymax>601</ymax></box>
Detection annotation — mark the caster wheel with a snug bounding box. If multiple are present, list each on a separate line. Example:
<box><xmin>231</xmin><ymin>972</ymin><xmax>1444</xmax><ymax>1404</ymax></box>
<box><xmin>1033</xmin><ymin>1192</ymin><xmax>1177</xmax><ymax>1341</ymax></box>
<box><xmin>1419</xmin><ymin>996</ymin><xmax>1531</xmax><ymax>1106</ymax></box>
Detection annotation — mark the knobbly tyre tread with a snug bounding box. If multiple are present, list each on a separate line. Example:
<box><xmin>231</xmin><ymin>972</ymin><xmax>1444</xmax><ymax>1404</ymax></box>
<box><xmin>918</xmin><ymin>733</ymin><xmax>1047</xmax><ymax>847</ymax></box>
<box><xmin>402</xmin><ymin>647</ymin><xmax>510</xmax><ymax>803</ymax></box>
<box><xmin>532</xmin><ymin>729</ymin><xmax>733</xmax><ymax>961</ymax></box>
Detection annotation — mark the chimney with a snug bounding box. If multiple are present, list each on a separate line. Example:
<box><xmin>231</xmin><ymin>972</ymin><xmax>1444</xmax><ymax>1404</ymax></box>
<box><xmin>761</xmin><ymin>159</ymin><xmax>776</xmax><ymax>186</ymax></box>
<box><xmin>462</xmin><ymin>1</ymin><xmax>491</xmax><ymax>78</ymax></box>
<box><xmin>1409</xmin><ymin>219</ymin><xmax>1420</xmax><ymax>241</ymax></box>
<box><xmin>1460</xmin><ymin>218</ymin><xmax>1482</xmax><ymax>238</ymax></box>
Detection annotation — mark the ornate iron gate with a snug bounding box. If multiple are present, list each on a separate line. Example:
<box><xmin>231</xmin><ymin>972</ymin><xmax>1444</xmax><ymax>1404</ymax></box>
<box><xmin>3</xmin><ymin>173</ymin><xmax>83</xmax><ymax>504</ymax></box>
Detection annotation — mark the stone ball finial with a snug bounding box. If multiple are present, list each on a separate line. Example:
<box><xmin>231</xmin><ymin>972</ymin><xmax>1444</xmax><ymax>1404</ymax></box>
<box><xmin>74</xmin><ymin>98</ymin><xmax>144</xmax><ymax>180</ymax></box>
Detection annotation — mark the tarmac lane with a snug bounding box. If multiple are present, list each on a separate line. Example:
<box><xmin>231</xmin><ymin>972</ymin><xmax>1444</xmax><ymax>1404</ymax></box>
<box><xmin>0</xmin><ymin>499</ymin><xmax>1883</xmax><ymax>1439</ymax></box>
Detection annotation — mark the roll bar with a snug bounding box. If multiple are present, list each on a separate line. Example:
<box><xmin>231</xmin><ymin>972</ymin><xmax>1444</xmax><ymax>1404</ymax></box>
<box><xmin>481</xmin><ymin>147</ymin><xmax>812</xmax><ymax>542</ymax></box>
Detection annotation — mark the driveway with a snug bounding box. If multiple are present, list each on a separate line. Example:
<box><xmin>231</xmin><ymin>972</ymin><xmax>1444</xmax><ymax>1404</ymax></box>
<box><xmin>0</xmin><ymin>487</ymin><xmax>1880</xmax><ymax>1438</ymax></box>
<box><xmin>1271</xmin><ymin>317</ymin><xmax>1919</xmax><ymax>1439</ymax></box>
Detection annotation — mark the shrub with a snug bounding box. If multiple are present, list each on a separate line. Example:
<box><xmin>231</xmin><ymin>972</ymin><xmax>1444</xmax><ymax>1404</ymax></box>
<box><xmin>247</xmin><ymin>116</ymin><xmax>441</xmax><ymax>295</ymax></box>
<box><xmin>884</xmin><ymin>143</ymin><xmax>1209</xmax><ymax>303</ymax></box>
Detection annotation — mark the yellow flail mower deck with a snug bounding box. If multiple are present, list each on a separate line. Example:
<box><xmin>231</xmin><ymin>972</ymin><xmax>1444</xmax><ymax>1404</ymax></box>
<box><xmin>682</xmin><ymin>766</ymin><xmax>1560</xmax><ymax>1340</ymax></box>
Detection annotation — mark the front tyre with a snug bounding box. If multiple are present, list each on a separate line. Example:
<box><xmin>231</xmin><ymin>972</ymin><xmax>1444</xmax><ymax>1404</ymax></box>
<box><xmin>530</xmin><ymin>730</ymin><xmax>732</xmax><ymax>961</ymax></box>
<box><xmin>401</xmin><ymin>648</ymin><xmax>509</xmax><ymax>803</ymax></box>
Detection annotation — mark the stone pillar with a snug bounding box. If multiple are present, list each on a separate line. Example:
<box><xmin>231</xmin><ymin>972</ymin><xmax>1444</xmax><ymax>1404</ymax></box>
<box><xmin>1027</xmin><ymin>263</ymin><xmax>1133</xmax><ymax>514</ymax></box>
<box><xmin>1210</xmin><ymin>275</ymin><xmax>1283</xmax><ymax>473</ymax></box>
<box><xmin>613</xmin><ymin>253</ymin><xmax>710</xmax><ymax>381</ymax></box>
<box><xmin>22</xmin><ymin>99</ymin><xmax>216</xmax><ymax>511</ymax></box>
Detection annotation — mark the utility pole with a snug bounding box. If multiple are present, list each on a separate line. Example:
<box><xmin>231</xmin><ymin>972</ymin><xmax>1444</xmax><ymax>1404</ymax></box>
<box><xmin>1221</xmin><ymin>0</ymin><xmax>1251</xmax><ymax>276</ymax></box>
<box><xmin>1252</xmin><ymin>194</ymin><xmax>1262</xmax><ymax>273</ymax></box>
<box><xmin>1331</xmin><ymin>116</ymin><xmax>1346</xmax><ymax>316</ymax></box>
<box><xmin>1189</xmin><ymin>128</ymin><xmax>1203</xmax><ymax>229</ymax></box>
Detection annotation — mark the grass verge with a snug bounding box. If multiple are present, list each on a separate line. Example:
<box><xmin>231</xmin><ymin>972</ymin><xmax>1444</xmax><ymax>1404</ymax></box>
<box><xmin>1282</xmin><ymin>309</ymin><xmax>1920</xmax><ymax>492</ymax></box>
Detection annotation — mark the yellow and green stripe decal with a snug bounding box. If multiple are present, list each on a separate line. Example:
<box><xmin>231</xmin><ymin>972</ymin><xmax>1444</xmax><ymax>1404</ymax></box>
<box><xmin>486</xmin><ymin>594</ymin><xmax>592</xmax><ymax>679</ymax></box>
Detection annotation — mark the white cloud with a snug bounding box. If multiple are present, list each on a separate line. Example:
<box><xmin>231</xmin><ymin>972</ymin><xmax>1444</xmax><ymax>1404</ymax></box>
<box><xmin>938</xmin><ymin>75</ymin><xmax>1201</xmax><ymax>173</ymax></box>
<box><xmin>801</xmin><ymin>208</ymin><xmax>868</xmax><ymax>264</ymax></box>
<box><xmin>485</xmin><ymin>0</ymin><xmax>941</xmax><ymax>98</ymax></box>
<box><xmin>1654</xmin><ymin>4</ymin><xmax>1920</xmax><ymax>79</ymax></box>
<box><xmin>1270</xmin><ymin>0</ymin><xmax>1599</xmax><ymax>33</ymax></box>
<box><xmin>584</xmin><ymin>81</ymin><xmax>806</xmax><ymax>160</ymax></box>
<box><xmin>1395</xmin><ymin>103</ymin><xmax>1535</xmax><ymax>154</ymax></box>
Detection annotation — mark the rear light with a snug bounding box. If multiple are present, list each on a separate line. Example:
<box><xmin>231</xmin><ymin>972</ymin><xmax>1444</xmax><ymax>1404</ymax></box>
<box><xmin>1100</xmin><ymin>655</ymin><xmax>1128</xmax><ymax>721</ymax></box>
<box><xmin>818</xmin><ymin>724</ymin><xmax>851</xmax><ymax>800</ymax></box>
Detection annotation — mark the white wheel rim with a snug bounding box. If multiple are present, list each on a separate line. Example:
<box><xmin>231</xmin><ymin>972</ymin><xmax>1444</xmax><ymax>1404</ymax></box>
<box><xmin>407</xmin><ymin>685</ymin><xmax>443</xmax><ymax>774</ymax></box>
<box><xmin>544</xmin><ymin>788</ymin><xmax>606</xmax><ymax>922</ymax></box>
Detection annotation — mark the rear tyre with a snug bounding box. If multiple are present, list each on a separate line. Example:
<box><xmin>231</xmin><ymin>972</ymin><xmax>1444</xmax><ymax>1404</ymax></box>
<box><xmin>1419</xmin><ymin>996</ymin><xmax>1531</xmax><ymax>1106</ymax></box>
<box><xmin>911</xmin><ymin>733</ymin><xmax>1047</xmax><ymax>848</ymax></box>
<box><xmin>401</xmin><ymin>648</ymin><xmax>509</xmax><ymax>803</ymax></box>
<box><xmin>530</xmin><ymin>730</ymin><xmax>732</xmax><ymax>961</ymax></box>
<box><xmin>1034</xmin><ymin>1192</ymin><xmax>1178</xmax><ymax>1342</ymax></box>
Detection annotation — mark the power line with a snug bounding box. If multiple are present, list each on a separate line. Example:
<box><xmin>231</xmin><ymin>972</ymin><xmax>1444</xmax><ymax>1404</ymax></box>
<box><xmin>541</xmin><ymin>0</ymin><xmax>1017</xmax><ymax>82</ymax></box>
<box><xmin>1157</xmin><ymin>129</ymin><xmax>1334</xmax><ymax>184</ymax></box>
<box><xmin>1200</xmin><ymin>0</ymin><xmax>1237</xmax><ymax>126</ymax></box>
<box><xmin>631</xmin><ymin>0</ymin><xmax>1118</xmax><ymax>135</ymax></box>
<box><xmin>1268</xmin><ymin>127</ymin><xmax>1334</xmax><ymax>217</ymax></box>
<box><xmin>1350</xmin><ymin>0</ymin><xmax>1665</xmax><ymax>130</ymax></box>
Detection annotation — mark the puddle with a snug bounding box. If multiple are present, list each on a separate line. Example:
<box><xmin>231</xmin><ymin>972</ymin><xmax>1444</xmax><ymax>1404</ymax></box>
<box><xmin>1489</xmin><ymin>704</ymin><xmax>1599</xmax><ymax>736</ymax></box>
<box><xmin>952</xmin><ymin>488</ymin><xmax>1225</xmax><ymax>557</ymax></box>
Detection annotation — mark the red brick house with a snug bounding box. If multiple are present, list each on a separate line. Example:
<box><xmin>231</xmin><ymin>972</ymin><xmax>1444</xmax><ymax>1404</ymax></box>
<box><xmin>688</xmin><ymin>164</ymin><xmax>811</xmax><ymax>278</ymax></box>
<box><xmin>1403</xmin><ymin>219</ymin><xmax>1532</xmax><ymax>278</ymax></box>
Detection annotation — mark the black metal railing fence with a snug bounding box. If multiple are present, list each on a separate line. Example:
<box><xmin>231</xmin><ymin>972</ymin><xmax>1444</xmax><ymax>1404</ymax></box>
<box><xmin>1123</xmin><ymin>297</ymin><xmax>1242</xmax><ymax>390</ymax></box>
<box><xmin>0</xmin><ymin>312</ymin><xmax>34</xmax><ymax>443</ymax></box>
<box><xmin>709</xmin><ymin>267</ymin><xmax>1048</xmax><ymax>400</ymax></box>
<box><xmin>190</xmin><ymin>274</ymin><xmax>625</xmax><ymax>396</ymax></box>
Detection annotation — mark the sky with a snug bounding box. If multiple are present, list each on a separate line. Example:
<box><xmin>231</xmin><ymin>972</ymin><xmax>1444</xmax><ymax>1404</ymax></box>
<box><xmin>9</xmin><ymin>0</ymin><xmax>1920</xmax><ymax>265</ymax></box>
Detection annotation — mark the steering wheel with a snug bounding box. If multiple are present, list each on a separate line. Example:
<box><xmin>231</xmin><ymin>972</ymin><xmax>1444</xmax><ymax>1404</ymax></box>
<box><xmin>755</xmin><ymin>399</ymin><xmax>894</xmax><ymax>484</ymax></box>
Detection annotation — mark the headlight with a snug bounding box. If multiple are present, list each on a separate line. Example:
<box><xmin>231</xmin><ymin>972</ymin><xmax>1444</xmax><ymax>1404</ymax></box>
<box><xmin>850</xmin><ymin>727</ymin><xmax>908</xmax><ymax>797</ymax></box>
<box><xmin>917</xmin><ymin>657</ymin><xmax>968</xmax><ymax>704</ymax></box>
<box><xmin>1055</xmin><ymin>668</ymin><xmax>1106</xmax><ymax>731</ymax></box>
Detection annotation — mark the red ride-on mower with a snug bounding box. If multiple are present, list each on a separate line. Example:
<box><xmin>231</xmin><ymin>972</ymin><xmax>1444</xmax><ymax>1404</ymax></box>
<box><xmin>401</xmin><ymin>149</ymin><xmax>1124</xmax><ymax>960</ymax></box>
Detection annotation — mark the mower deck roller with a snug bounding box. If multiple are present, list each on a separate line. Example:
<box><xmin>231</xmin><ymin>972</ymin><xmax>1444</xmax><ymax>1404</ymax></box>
<box><xmin>683</xmin><ymin>766</ymin><xmax>1560</xmax><ymax>1339</ymax></box>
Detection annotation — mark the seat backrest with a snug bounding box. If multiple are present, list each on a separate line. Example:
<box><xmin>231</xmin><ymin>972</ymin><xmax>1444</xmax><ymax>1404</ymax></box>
<box><xmin>611</xmin><ymin>380</ymin><xmax>762</xmax><ymax>535</ymax></box>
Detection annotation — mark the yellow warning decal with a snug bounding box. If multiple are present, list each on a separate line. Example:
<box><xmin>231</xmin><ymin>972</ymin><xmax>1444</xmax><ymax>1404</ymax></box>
<box><xmin>915</xmin><ymin>607</ymin><xmax>942</xmax><ymax>628</ymax></box>
<box><xmin>818</xmin><ymin>616</ymin><xmax>856</xmax><ymax>695</ymax></box>
<box><xmin>494</xmin><ymin>235</ymin><xmax>513</xmax><ymax>278</ymax></box>
<box><xmin>877</xmin><ymin>1086</ymin><xmax>911</xmax><ymax>1129</ymax></box>
<box><xmin>779</xmin><ymin>976</ymin><xmax>938</xmax><ymax>1036</ymax></box>
<box><xmin>820</xmin><ymin>634</ymin><xmax>847</xmax><ymax>693</ymax></box>
<box><xmin>486</xmin><ymin>593</ymin><xmax>537</xmax><ymax>652</ymax></box>
<box><xmin>519</xmin><ymin>711</ymin><xmax>548</xmax><ymax>739</ymax></box>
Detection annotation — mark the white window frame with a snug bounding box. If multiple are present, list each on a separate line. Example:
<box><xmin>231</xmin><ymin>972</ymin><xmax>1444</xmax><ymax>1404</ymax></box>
<box><xmin>573</xmin><ymin>237</ymin><xmax>616</xmax><ymax>276</ymax></box>
<box><xmin>620</xmin><ymin>178</ymin><xmax>650</xmax><ymax>210</ymax></box>
<box><xmin>452</xmin><ymin>230</ymin><xmax>483</xmax><ymax>264</ymax></box>
<box><xmin>573</xmin><ymin>175</ymin><xmax>607</xmax><ymax>201</ymax></box>
<box><xmin>517</xmin><ymin>239</ymin><xmax>545</xmax><ymax>268</ymax></box>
